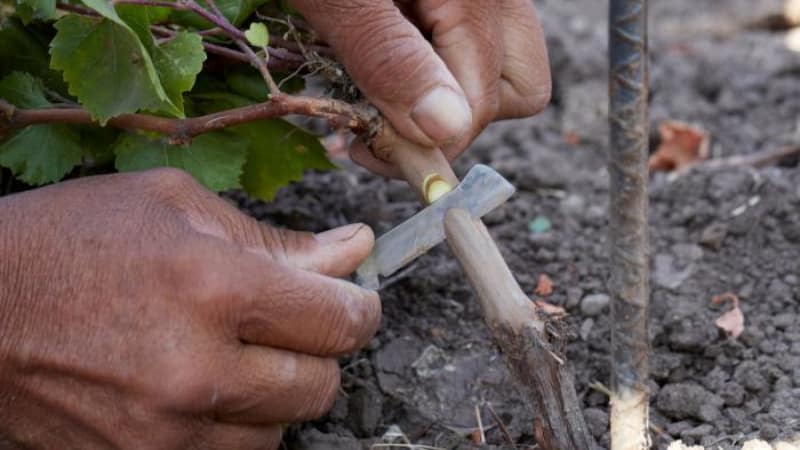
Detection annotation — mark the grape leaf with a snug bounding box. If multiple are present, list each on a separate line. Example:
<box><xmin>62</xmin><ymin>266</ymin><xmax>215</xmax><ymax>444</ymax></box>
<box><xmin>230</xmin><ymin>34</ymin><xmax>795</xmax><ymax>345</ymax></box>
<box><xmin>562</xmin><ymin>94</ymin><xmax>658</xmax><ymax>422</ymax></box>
<box><xmin>0</xmin><ymin>125</ymin><xmax>83</xmax><ymax>185</ymax></box>
<box><xmin>238</xmin><ymin>119</ymin><xmax>335</xmax><ymax>200</ymax></box>
<box><xmin>244</xmin><ymin>22</ymin><xmax>268</xmax><ymax>47</ymax></box>
<box><xmin>113</xmin><ymin>132</ymin><xmax>249</xmax><ymax>192</ymax></box>
<box><xmin>0</xmin><ymin>18</ymin><xmax>65</xmax><ymax>90</ymax></box>
<box><xmin>0</xmin><ymin>71</ymin><xmax>49</xmax><ymax>108</ymax></box>
<box><xmin>50</xmin><ymin>14</ymin><xmax>176</xmax><ymax>123</ymax></box>
<box><xmin>151</xmin><ymin>32</ymin><xmax>206</xmax><ymax>113</ymax></box>
<box><xmin>217</xmin><ymin>0</ymin><xmax>269</xmax><ymax>26</ymax></box>
<box><xmin>187</xmin><ymin>92</ymin><xmax>334</xmax><ymax>200</ymax></box>
<box><xmin>0</xmin><ymin>72</ymin><xmax>84</xmax><ymax>184</ymax></box>
<box><xmin>14</xmin><ymin>0</ymin><xmax>57</xmax><ymax>23</ymax></box>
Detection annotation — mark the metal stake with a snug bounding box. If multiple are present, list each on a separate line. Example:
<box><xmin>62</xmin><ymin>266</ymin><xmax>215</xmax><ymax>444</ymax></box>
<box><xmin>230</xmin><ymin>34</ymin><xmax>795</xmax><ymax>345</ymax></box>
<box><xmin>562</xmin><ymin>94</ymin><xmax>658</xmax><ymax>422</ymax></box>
<box><xmin>608</xmin><ymin>0</ymin><xmax>651</xmax><ymax>448</ymax></box>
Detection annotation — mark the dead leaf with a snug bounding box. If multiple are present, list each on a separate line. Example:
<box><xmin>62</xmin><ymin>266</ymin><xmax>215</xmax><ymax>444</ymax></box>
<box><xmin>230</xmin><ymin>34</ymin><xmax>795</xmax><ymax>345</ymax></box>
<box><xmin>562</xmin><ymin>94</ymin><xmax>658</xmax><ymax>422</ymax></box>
<box><xmin>564</xmin><ymin>132</ymin><xmax>581</xmax><ymax>146</ymax></box>
<box><xmin>535</xmin><ymin>273</ymin><xmax>554</xmax><ymax>296</ymax></box>
<box><xmin>648</xmin><ymin>121</ymin><xmax>710</xmax><ymax>172</ymax></box>
<box><xmin>534</xmin><ymin>300</ymin><xmax>566</xmax><ymax>317</ymax></box>
<box><xmin>711</xmin><ymin>292</ymin><xmax>745</xmax><ymax>338</ymax></box>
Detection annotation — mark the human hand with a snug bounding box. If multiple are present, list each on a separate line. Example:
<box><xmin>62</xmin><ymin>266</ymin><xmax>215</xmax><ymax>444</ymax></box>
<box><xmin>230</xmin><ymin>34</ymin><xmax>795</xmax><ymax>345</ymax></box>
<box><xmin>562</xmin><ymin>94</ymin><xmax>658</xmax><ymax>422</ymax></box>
<box><xmin>291</xmin><ymin>0</ymin><xmax>551</xmax><ymax>177</ymax></box>
<box><xmin>0</xmin><ymin>169</ymin><xmax>380</xmax><ymax>449</ymax></box>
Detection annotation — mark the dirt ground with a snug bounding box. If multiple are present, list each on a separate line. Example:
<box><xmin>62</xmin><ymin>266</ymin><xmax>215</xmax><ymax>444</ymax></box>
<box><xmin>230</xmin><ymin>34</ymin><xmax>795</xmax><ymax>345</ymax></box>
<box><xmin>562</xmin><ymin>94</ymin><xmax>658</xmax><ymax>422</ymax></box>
<box><xmin>231</xmin><ymin>1</ymin><xmax>800</xmax><ymax>448</ymax></box>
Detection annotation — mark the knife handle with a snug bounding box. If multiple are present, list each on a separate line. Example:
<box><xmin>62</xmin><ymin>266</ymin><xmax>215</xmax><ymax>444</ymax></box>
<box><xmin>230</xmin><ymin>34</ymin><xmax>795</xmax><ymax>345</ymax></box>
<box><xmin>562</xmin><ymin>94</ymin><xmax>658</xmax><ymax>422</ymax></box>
<box><xmin>371</xmin><ymin>123</ymin><xmax>459</xmax><ymax>203</ymax></box>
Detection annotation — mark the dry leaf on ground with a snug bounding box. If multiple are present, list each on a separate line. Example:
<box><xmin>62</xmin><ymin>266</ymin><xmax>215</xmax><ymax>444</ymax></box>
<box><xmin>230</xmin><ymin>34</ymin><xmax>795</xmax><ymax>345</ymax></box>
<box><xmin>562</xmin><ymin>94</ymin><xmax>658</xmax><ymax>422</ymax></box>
<box><xmin>535</xmin><ymin>273</ymin><xmax>554</xmax><ymax>296</ymax></box>
<box><xmin>648</xmin><ymin>121</ymin><xmax>710</xmax><ymax>172</ymax></box>
<box><xmin>712</xmin><ymin>292</ymin><xmax>745</xmax><ymax>338</ymax></box>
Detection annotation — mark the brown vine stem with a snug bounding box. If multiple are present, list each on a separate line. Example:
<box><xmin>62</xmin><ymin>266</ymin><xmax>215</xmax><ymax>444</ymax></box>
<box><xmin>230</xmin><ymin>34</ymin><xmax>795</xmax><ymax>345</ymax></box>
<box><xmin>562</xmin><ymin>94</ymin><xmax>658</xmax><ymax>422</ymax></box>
<box><xmin>0</xmin><ymin>97</ymin><xmax>372</xmax><ymax>142</ymax></box>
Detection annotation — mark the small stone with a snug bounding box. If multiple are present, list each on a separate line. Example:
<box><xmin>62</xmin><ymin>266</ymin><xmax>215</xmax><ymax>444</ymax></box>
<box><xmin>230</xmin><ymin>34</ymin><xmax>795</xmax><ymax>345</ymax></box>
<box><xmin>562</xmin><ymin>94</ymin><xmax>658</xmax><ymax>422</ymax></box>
<box><xmin>734</xmin><ymin>361</ymin><xmax>768</xmax><ymax>391</ymax></box>
<box><xmin>583</xmin><ymin>408</ymin><xmax>609</xmax><ymax>438</ymax></box>
<box><xmin>528</xmin><ymin>216</ymin><xmax>552</xmax><ymax>234</ymax></box>
<box><xmin>348</xmin><ymin>385</ymin><xmax>383</xmax><ymax>436</ymax></box>
<box><xmin>681</xmin><ymin>424</ymin><xmax>713</xmax><ymax>441</ymax></box>
<box><xmin>759</xmin><ymin>423</ymin><xmax>779</xmax><ymax>440</ymax></box>
<box><xmin>580</xmin><ymin>318</ymin><xmax>594</xmax><ymax>340</ymax></box>
<box><xmin>656</xmin><ymin>382</ymin><xmax>723</xmax><ymax>421</ymax></box>
<box><xmin>561</xmin><ymin>194</ymin><xmax>586</xmax><ymax>217</ymax></box>
<box><xmin>666</xmin><ymin>420</ymin><xmax>694</xmax><ymax>437</ymax></box>
<box><xmin>719</xmin><ymin>382</ymin><xmax>745</xmax><ymax>406</ymax></box>
<box><xmin>700</xmin><ymin>222</ymin><xmax>728</xmax><ymax>250</ymax></box>
<box><xmin>580</xmin><ymin>293</ymin><xmax>610</xmax><ymax>316</ymax></box>
<box><xmin>566</xmin><ymin>287</ymin><xmax>583</xmax><ymax>310</ymax></box>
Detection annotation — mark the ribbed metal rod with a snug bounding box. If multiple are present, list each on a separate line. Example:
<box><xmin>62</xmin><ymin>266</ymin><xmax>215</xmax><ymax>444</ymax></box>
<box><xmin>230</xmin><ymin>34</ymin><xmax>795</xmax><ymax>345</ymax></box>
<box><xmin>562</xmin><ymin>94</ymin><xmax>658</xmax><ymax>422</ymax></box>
<box><xmin>608</xmin><ymin>0</ymin><xmax>651</xmax><ymax>449</ymax></box>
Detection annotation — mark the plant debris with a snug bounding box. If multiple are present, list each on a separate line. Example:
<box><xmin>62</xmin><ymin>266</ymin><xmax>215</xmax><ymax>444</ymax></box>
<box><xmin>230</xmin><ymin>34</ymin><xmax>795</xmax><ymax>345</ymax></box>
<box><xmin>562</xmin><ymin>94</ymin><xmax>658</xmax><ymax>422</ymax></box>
<box><xmin>648</xmin><ymin>121</ymin><xmax>710</xmax><ymax>172</ymax></box>
<box><xmin>711</xmin><ymin>292</ymin><xmax>745</xmax><ymax>338</ymax></box>
<box><xmin>535</xmin><ymin>273</ymin><xmax>554</xmax><ymax>296</ymax></box>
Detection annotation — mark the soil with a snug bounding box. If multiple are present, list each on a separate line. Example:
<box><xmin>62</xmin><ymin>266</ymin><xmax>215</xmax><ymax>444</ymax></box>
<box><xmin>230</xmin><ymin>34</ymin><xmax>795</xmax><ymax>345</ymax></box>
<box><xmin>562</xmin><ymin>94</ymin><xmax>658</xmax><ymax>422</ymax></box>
<box><xmin>231</xmin><ymin>1</ymin><xmax>800</xmax><ymax>448</ymax></box>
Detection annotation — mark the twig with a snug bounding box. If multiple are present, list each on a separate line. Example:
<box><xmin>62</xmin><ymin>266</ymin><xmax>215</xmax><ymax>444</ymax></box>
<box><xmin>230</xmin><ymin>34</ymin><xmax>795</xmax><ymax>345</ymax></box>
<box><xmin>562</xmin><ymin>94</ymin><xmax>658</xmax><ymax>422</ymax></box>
<box><xmin>0</xmin><ymin>97</ymin><xmax>372</xmax><ymax>141</ymax></box>
<box><xmin>485</xmin><ymin>402</ymin><xmax>516</xmax><ymax>448</ymax></box>
<box><xmin>693</xmin><ymin>146</ymin><xmax>800</xmax><ymax>171</ymax></box>
<box><xmin>474</xmin><ymin>404</ymin><xmax>486</xmax><ymax>445</ymax></box>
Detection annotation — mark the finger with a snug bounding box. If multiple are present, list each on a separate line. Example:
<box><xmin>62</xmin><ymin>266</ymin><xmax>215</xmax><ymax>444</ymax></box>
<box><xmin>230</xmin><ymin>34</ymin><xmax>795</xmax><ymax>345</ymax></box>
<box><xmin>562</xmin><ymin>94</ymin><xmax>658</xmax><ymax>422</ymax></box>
<box><xmin>416</xmin><ymin>0</ymin><xmax>504</xmax><ymax>160</ymax></box>
<box><xmin>184</xmin><ymin>196</ymin><xmax>374</xmax><ymax>278</ymax></box>
<box><xmin>290</xmin><ymin>0</ymin><xmax>473</xmax><ymax>147</ymax></box>
<box><xmin>496</xmin><ymin>0</ymin><xmax>552</xmax><ymax>119</ymax></box>
<box><xmin>261</xmin><ymin>223</ymin><xmax>375</xmax><ymax>278</ymax></box>
<box><xmin>219</xmin><ymin>249</ymin><xmax>381</xmax><ymax>356</ymax></box>
<box><xmin>204</xmin><ymin>422</ymin><xmax>282</xmax><ymax>449</ymax></box>
<box><xmin>215</xmin><ymin>346</ymin><xmax>339</xmax><ymax>425</ymax></box>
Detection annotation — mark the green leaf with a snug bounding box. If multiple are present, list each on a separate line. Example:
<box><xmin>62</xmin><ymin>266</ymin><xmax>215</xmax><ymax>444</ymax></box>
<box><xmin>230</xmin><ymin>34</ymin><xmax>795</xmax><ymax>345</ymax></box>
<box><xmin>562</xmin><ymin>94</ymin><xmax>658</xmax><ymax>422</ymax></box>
<box><xmin>217</xmin><ymin>0</ymin><xmax>269</xmax><ymax>26</ymax></box>
<box><xmin>0</xmin><ymin>72</ymin><xmax>49</xmax><ymax>108</ymax></box>
<box><xmin>14</xmin><ymin>0</ymin><xmax>56</xmax><ymax>23</ymax></box>
<box><xmin>0</xmin><ymin>71</ymin><xmax>83</xmax><ymax>184</ymax></box>
<box><xmin>113</xmin><ymin>132</ymin><xmax>249</xmax><ymax>192</ymax></box>
<box><xmin>151</xmin><ymin>31</ymin><xmax>206</xmax><ymax>113</ymax></box>
<box><xmin>50</xmin><ymin>14</ymin><xmax>177</xmax><ymax>123</ymax></box>
<box><xmin>238</xmin><ymin>119</ymin><xmax>335</xmax><ymax>200</ymax></box>
<box><xmin>244</xmin><ymin>22</ymin><xmax>268</xmax><ymax>47</ymax></box>
<box><xmin>185</xmin><ymin>92</ymin><xmax>333</xmax><ymax>200</ymax></box>
<box><xmin>0</xmin><ymin>18</ymin><xmax>65</xmax><ymax>90</ymax></box>
<box><xmin>80</xmin><ymin>126</ymin><xmax>120</xmax><ymax>168</ymax></box>
<box><xmin>0</xmin><ymin>125</ymin><xmax>83</xmax><ymax>185</ymax></box>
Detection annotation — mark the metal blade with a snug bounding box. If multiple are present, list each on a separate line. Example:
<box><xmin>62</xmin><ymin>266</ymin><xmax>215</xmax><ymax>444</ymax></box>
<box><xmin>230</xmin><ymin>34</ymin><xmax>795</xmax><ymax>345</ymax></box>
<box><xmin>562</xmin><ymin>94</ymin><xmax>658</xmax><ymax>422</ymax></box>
<box><xmin>356</xmin><ymin>164</ymin><xmax>514</xmax><ymax>289</ymax></box>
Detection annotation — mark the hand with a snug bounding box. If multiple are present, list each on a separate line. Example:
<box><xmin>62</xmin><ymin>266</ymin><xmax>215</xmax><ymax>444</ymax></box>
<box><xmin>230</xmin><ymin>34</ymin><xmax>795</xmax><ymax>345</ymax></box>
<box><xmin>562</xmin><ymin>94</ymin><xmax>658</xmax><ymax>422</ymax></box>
<box><xmin>291</xmin><ymin>0</ymin><xmax>551</xmax><ymax>177</ymax></box>
<box><xmin>0</xmin><ymin>169</ymin><xmax>380</xmax><ymax>449</ymax></box>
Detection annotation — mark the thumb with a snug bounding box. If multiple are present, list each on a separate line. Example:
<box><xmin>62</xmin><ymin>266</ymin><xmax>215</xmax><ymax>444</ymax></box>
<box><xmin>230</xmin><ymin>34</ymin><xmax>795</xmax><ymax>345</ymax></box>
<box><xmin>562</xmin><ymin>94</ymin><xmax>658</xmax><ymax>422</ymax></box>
<box><xmin>273</xmin><ymin>223</ymin><xmax>375</xmax><ymax>277</ymax></box>
<box><xmin>291</xmin><ymin>0</ymin><xmax>473</xmax><ymax>147</ymax></box>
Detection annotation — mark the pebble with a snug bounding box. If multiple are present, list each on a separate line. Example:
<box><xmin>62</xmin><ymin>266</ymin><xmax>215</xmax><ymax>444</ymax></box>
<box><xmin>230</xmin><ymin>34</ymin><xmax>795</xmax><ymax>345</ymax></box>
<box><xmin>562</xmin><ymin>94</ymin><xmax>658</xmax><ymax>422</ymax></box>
<box><xmin>580</xmin><ymin>293</ymin><xmax>610</xmax><ymax>316</ymax></box>
<box><xmin>681</xmin><ymin>424</ymin><xmax>713</xmax><ymax>441</ymax></box>
<box><xmin>700</xmin><ymin>222</ymin><xmax>728</xmax><ymax>250</ymax></box>
<box><xmin>348</xmin><ymin>385</ymin><xmax>383</xmax><ymax>436</ymax></box>
<box><xmin>759</xmin><ymin>423</ymin><xmax>779</xmax><ymax>440</ymax></box>
<box><xmin>580</xmin><ymin>318</ymin><xmax>594</xmax><ymax>340</ymax></box>
<box><xmin>656</xmin><ymin>382</ymin><xmax>724</xmax><ymax>421</ymax></box>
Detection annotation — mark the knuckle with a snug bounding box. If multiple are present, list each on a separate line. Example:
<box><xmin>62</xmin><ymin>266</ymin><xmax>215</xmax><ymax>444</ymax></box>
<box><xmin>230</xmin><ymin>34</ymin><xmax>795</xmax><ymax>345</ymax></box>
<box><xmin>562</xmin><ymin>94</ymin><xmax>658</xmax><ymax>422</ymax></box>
<box><xmin>157</xmin><ymin>356</ymin><xmax>217</xmax><ymax>412</ymax></box>
<box><xmin>139</xmin><ymin>167</ymin><xmax>199</xmax><ymax>193</ymax></box>
<box><xmin>343</xmin><ymin>15</ymin><xmax>435</xmax><ymax>101</ymax></box>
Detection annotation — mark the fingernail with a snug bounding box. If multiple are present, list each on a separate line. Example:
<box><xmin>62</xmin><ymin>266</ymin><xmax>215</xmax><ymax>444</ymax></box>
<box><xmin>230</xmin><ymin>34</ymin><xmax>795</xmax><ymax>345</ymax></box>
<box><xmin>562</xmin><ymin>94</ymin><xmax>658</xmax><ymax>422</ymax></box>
<box><xmin>411</xmin><ymin>86</ymin><xmax>472</xmax><ymax>144</ymax></box>
<box><xmin>315</xmin><ymin>223</ymin><xmax>365</xmax><ymax>245</ymax></box>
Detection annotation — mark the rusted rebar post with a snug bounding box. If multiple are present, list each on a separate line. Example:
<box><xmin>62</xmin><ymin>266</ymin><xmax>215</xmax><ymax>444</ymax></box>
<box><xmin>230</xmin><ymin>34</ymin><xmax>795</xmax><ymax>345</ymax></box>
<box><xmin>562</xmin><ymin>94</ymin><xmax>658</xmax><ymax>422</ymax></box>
<box><xmin>608</xmin><ymin>0</ymin><xmax>651</xmax><ymax>449</ymax></box>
